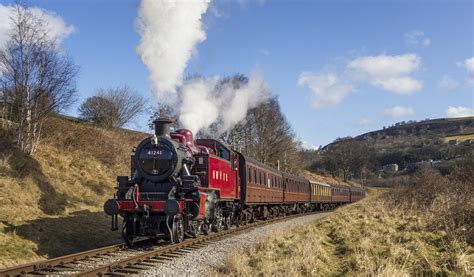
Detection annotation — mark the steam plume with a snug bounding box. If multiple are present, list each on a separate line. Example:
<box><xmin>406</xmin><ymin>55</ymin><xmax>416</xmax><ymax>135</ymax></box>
<box><xmin>136</xmin><ymin>0</ymin><xmax>270</xmax><ymax>134</ymax></box>
<box><xmin>136</xmin><ymin>0</ymin><xmax>210</xmax><ymax>102</ymax></box>
<box><xmin>179</xmin><ymin>72</ymin><xmax>270</xmax><ymax>134</ymax></box>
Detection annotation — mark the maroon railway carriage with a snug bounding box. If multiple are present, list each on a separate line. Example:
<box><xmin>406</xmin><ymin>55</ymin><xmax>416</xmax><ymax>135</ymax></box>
<box><xmin>240</xmin><ymin>156</ymin><xmax>284</xmax><ymax>204</ymax></box>
<box><xmin>331</xmin><ymin>185</ymin><xmax>351</xmax><ymax>204</ymax></box>
<box><xmin>349</xmin><ymin>187</ymin><xmax>365</xmax><ymax>202</ymax></box>
<box><xmin>283</xmin><ymin>172</ymin><xmax>310</xmax><ymax>204</ymax></box>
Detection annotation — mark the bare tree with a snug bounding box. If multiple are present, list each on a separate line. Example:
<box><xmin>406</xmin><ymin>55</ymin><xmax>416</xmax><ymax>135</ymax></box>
<box><xmin>79</xmin><ymin>85</ymin><xmax>146</xmax><ymax>128</ymax></box>
<box><xmin>322</xmin><ymin>139</ymin><xmax>372</xmax><ymax>181</ymax></box>
<box><xmin>225</xmin><ymin>97</ymin><xmax>302</xmax><ymax>173</ymax></box>
<box><xmin>0</xmin><ymin>3</ymin><xmax>78</xmax><ymax>155</ymax></box>
<box><xmin>148</xmin><ymin>103</ymin><xmax>179</xmax><ymax>131</ymax></box>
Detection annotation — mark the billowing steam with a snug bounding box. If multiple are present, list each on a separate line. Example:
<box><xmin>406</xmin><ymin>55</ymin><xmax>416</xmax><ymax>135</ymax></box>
<box><xmin>136</xmin><ymin>0</ymin><xmax>270</xmax><ymax>135</ymax></box>
<box><xmin>136</xmin><ymin>0</ymin><xmax>210</xmax><ymax>101</ymax></box>
<box><xmin>180</xmin><ymin>72</ymin><xmax>270</xmax><ymax>134</ymax></box>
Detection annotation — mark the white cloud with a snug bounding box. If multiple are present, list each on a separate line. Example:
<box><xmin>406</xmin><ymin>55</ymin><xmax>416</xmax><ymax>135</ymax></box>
<box><xmin>405</xmin><ymin>30</ymin><xmax>431</xmax><ymax>47</ymax></box>
<box><xmin>0</xmin><ymin>4</ymin><xmax>75</xmax><ymax>52</ymax></box>
<box><xmin>462</xmin><ymin>57</ymin><xmax>474</xmax><ymax>82</ymax></box>
<box><xmin>384</xmin><ymin>106</ymin><xmax>415</xmax><ymax>118</ymax></box>
<box><xmin>445</xmin><ymin>106</ymin><xmax>474</xmax><ymax>118</ymax></box>
<box><xmin>439</xmin><ymin>75</ymin><xmax>460</xmax><ymax>90</ymax></box>
<box><xmin>298</xmin><ymin>72</ymin><xmax>355</xmax><ymax>108</ymax></box>
<box><xmin>347</xmin><ymin>54</ymin><xmax>423</xmax><ymax>95</ymax></box>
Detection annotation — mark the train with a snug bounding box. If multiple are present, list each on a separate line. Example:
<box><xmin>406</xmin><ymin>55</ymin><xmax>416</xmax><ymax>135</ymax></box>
<box><xmin>104</xmin><ymin>118</ymin><xmax>365</xmax><ymax>245</ymax></box>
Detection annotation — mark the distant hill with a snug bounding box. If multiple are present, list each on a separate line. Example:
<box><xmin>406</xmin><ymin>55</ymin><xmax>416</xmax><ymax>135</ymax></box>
<box><xmin>356</xmin><ymin>117</ymin><xmax>474</xmax><ymax>147</ymax></box>
<box><xmin>325</xmin><ymin>117</ymin><xmax>474</xmax><ymax>170</ymax></box>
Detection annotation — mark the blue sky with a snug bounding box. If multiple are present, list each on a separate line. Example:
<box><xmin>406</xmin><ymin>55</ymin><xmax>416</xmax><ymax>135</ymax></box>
<box><xmin>1</xmin><ymin>0</ymin><xmax>472</xmax><ymax>147</ymax></box>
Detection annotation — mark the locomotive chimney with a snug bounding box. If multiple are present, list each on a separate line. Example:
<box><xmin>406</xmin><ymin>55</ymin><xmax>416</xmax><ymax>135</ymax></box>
<box><xmin>153</xmin><ymin>118</ymin><xmax>174</xmax><ymax>137</ymax></box>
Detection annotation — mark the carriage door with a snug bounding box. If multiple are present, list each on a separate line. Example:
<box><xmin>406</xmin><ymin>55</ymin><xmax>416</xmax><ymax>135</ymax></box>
<box><xmin>231</xmin><ymin>152</ymin><xmax>240</xmax><ymax>199</ymax></box>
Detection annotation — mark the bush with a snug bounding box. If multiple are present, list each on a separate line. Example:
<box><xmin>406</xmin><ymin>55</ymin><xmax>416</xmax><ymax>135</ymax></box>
<box><xmin>386</xmin><ymin>164</ymin><xmax>473</xmax><ymax>244</ymax></box>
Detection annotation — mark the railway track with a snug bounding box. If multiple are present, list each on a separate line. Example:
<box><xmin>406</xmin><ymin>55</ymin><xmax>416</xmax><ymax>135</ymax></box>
<box><xmin>0</xmin><ymin>211</ymin><xmax>328</xmax><ymax>277</ymax></box>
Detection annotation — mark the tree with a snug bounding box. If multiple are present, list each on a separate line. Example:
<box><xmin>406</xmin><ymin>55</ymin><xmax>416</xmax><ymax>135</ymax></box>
<box><xmin>0</xmin><ymin>3</ymin><xmax>78</xmax><ymax>155</ymax></box>
<box><xmin>79</xmin><ymin>85</ymin><xmax>146</xmax><ymax>128</ymax></box>
<box><xmin>322</xmin><ymin>139</ymin><xmax>372</xmax><ymax>181</ymax></box>
<box><xmin>225</xmin><ymin>97</ymin><xmax>302</xmax><ymax>173</ymax></box>
<box><xmin>147</xmin><ymin>103</ymin><xmax>180</xmax><ymax>131</ymax></box>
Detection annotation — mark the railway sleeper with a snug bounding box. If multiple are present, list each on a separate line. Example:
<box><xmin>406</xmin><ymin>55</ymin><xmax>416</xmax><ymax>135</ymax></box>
<box><xmin>137</xmin><ymin>262</ymin><xmax>161</xmax><ymax>267</ymax></box>
<box><xmin>111</xmin><ymin>269</ymin><xmax>140</xmax><ymax>276</ymax></box>
<box><xmin>127</xmin><ymin>264</ymin><xmax>152</xmax><ymax>270</ymax></box>
<box><xmin>146</xmin><ymin>258</ymin><xmax>167</xmax><ymax>263</ymax></box>
<box><xmin>114</xmin><ymin>268</ymin><xmax>141</xmax><ymax>274</ymax></box>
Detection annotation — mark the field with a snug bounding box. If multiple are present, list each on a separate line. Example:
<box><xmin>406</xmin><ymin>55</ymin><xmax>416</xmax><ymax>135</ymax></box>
<box><xmin>218</xmin><ymin>167</ymin><xmax>473</xmax><ymax>276</ymax></box>
<box><xmin>444</xmin><ymin>133</ymin><xmax>474</xmax><ymax>143</ymax></box>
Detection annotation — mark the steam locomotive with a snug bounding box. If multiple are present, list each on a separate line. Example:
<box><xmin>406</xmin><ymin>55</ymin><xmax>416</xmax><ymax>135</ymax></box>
<box><xmin>104</xmin><ymin>118</ymin><xmax>365</xmax><ymax>245</ymax></box>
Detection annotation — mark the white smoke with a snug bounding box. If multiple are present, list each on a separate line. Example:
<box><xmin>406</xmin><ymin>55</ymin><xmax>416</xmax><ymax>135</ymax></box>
<box><xmin>136</xmin><ymin>0</ymin><xmax>271</xmax><ymax>135</ymax></box>
<box><xmin>179</xmin><ymin>71</ymin><xmax>270</xmax><ymax>134</ymax></box>
<box><xmin>136</xmin><ymin>0</ymin><xmax>210</xmax><ymax>102</ymax></box>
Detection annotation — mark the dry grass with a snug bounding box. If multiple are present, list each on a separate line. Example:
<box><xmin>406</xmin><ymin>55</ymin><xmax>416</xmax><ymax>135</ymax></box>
<box><xmin>0</xmin><ymin>116</ymin><xmax>147</xmax><ymax>268</ymax></box>
<box><xmin>302</xmin><ymin>170</ymin><xmax>362</xmax><ymax>188</ymax></box>
<box><xmin>219</xmin><ymin>166</ymin><xmax>474</xmax><ymax>276</ymax></box>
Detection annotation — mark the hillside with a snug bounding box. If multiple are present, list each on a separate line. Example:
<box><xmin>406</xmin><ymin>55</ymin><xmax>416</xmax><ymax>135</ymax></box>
<box><xmin>0</xmin><ymin>116</ymin><xmax>147</xmax><ymax>267</ymax></box>
<box><xmin>323</xmin><ymin>117</ymin><xmax>474</xmax><ymax>171</ymax></box>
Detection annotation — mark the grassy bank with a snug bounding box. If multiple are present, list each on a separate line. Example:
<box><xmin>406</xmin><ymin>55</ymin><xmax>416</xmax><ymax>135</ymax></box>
<box><xmin>0</xmin><ymin>116</ymin><xmax>147</xmax><ymax>268</ymax></box>
<box><xmin>219</xmin><ymin>166</ymin><xmax>473</xmax><ymax>276</ymax></box>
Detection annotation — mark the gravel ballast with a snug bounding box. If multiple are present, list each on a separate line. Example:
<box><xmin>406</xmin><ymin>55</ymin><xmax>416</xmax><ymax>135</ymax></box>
<box><xmin>145</xmin><ymin>212</ymin><xmax>332</xmax><ymax>276</ymax></box>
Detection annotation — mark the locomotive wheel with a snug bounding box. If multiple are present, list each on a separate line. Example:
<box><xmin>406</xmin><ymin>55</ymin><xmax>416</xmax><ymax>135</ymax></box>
<box><xmin>122</xmin><ymin>217</ymin><xmax>135</xmax><ymax>247</ymax></box>
<box><xmin>171</xmin><ymin>214</ymin><xmax>185</xmax><ymax>243</ymax></box>
<box><xmin>212</xmin><ymin>208</ymin><xmax>224</xmax><ymax>232</ymax></box>
<box><xmin>201</xmin><ymin>223</ymin><xmax>210</xmax><ymax>235</ymax></box>
<box><xmin>223</xmin><ymin>216</ymin><xmax>231</xmax><ymax>230</ymax></box>
<box><xmin>187</xmin><ymin>221</ymin><xmax>201</xmax><ymax>238</ymax></box>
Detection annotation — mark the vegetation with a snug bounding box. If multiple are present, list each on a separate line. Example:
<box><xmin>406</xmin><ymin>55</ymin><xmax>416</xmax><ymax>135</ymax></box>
<box><xmin>305</xmin><ymin>117</ymin><xmax>474</xmax><ymax>183</ymax></box>
<box><xmin>0</xmin><ymin>115</ymin><xmax>146</xmax><ymax>267</ymax></box>
<box><xmin>78</xmin><ymin>85</ymin><xmax>146</xmax><ymax>128</ymax></box>
<box><xmin>0</xmin><ymin>3</ymin><xmax>78</xmax><ymax>156</ymax></box>
<box><xmin>219</xmin><ymin>162</ymin><xmax>473</xmax><ymax>276</ymax></box>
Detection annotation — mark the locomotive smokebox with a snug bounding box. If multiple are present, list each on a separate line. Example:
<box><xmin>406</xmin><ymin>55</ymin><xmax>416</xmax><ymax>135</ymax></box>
<box><xmin>153</xmin><ymin>118</ymin><xmax>174</xmax><ymax>137</ymax></box>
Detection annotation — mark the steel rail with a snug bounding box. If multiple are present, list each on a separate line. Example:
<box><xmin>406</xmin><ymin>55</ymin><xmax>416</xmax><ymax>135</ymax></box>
<box><xmin>0</xmin><ymin>239</ymin><xmax>152</xmax><ymax>277</ymax></box>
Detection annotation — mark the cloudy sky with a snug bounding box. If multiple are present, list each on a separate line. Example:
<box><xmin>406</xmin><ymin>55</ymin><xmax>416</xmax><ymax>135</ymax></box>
<box><xmin>0</xmin><ymin>0</ymin><xmax>472</xmax><ymax>147</ymax></box>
